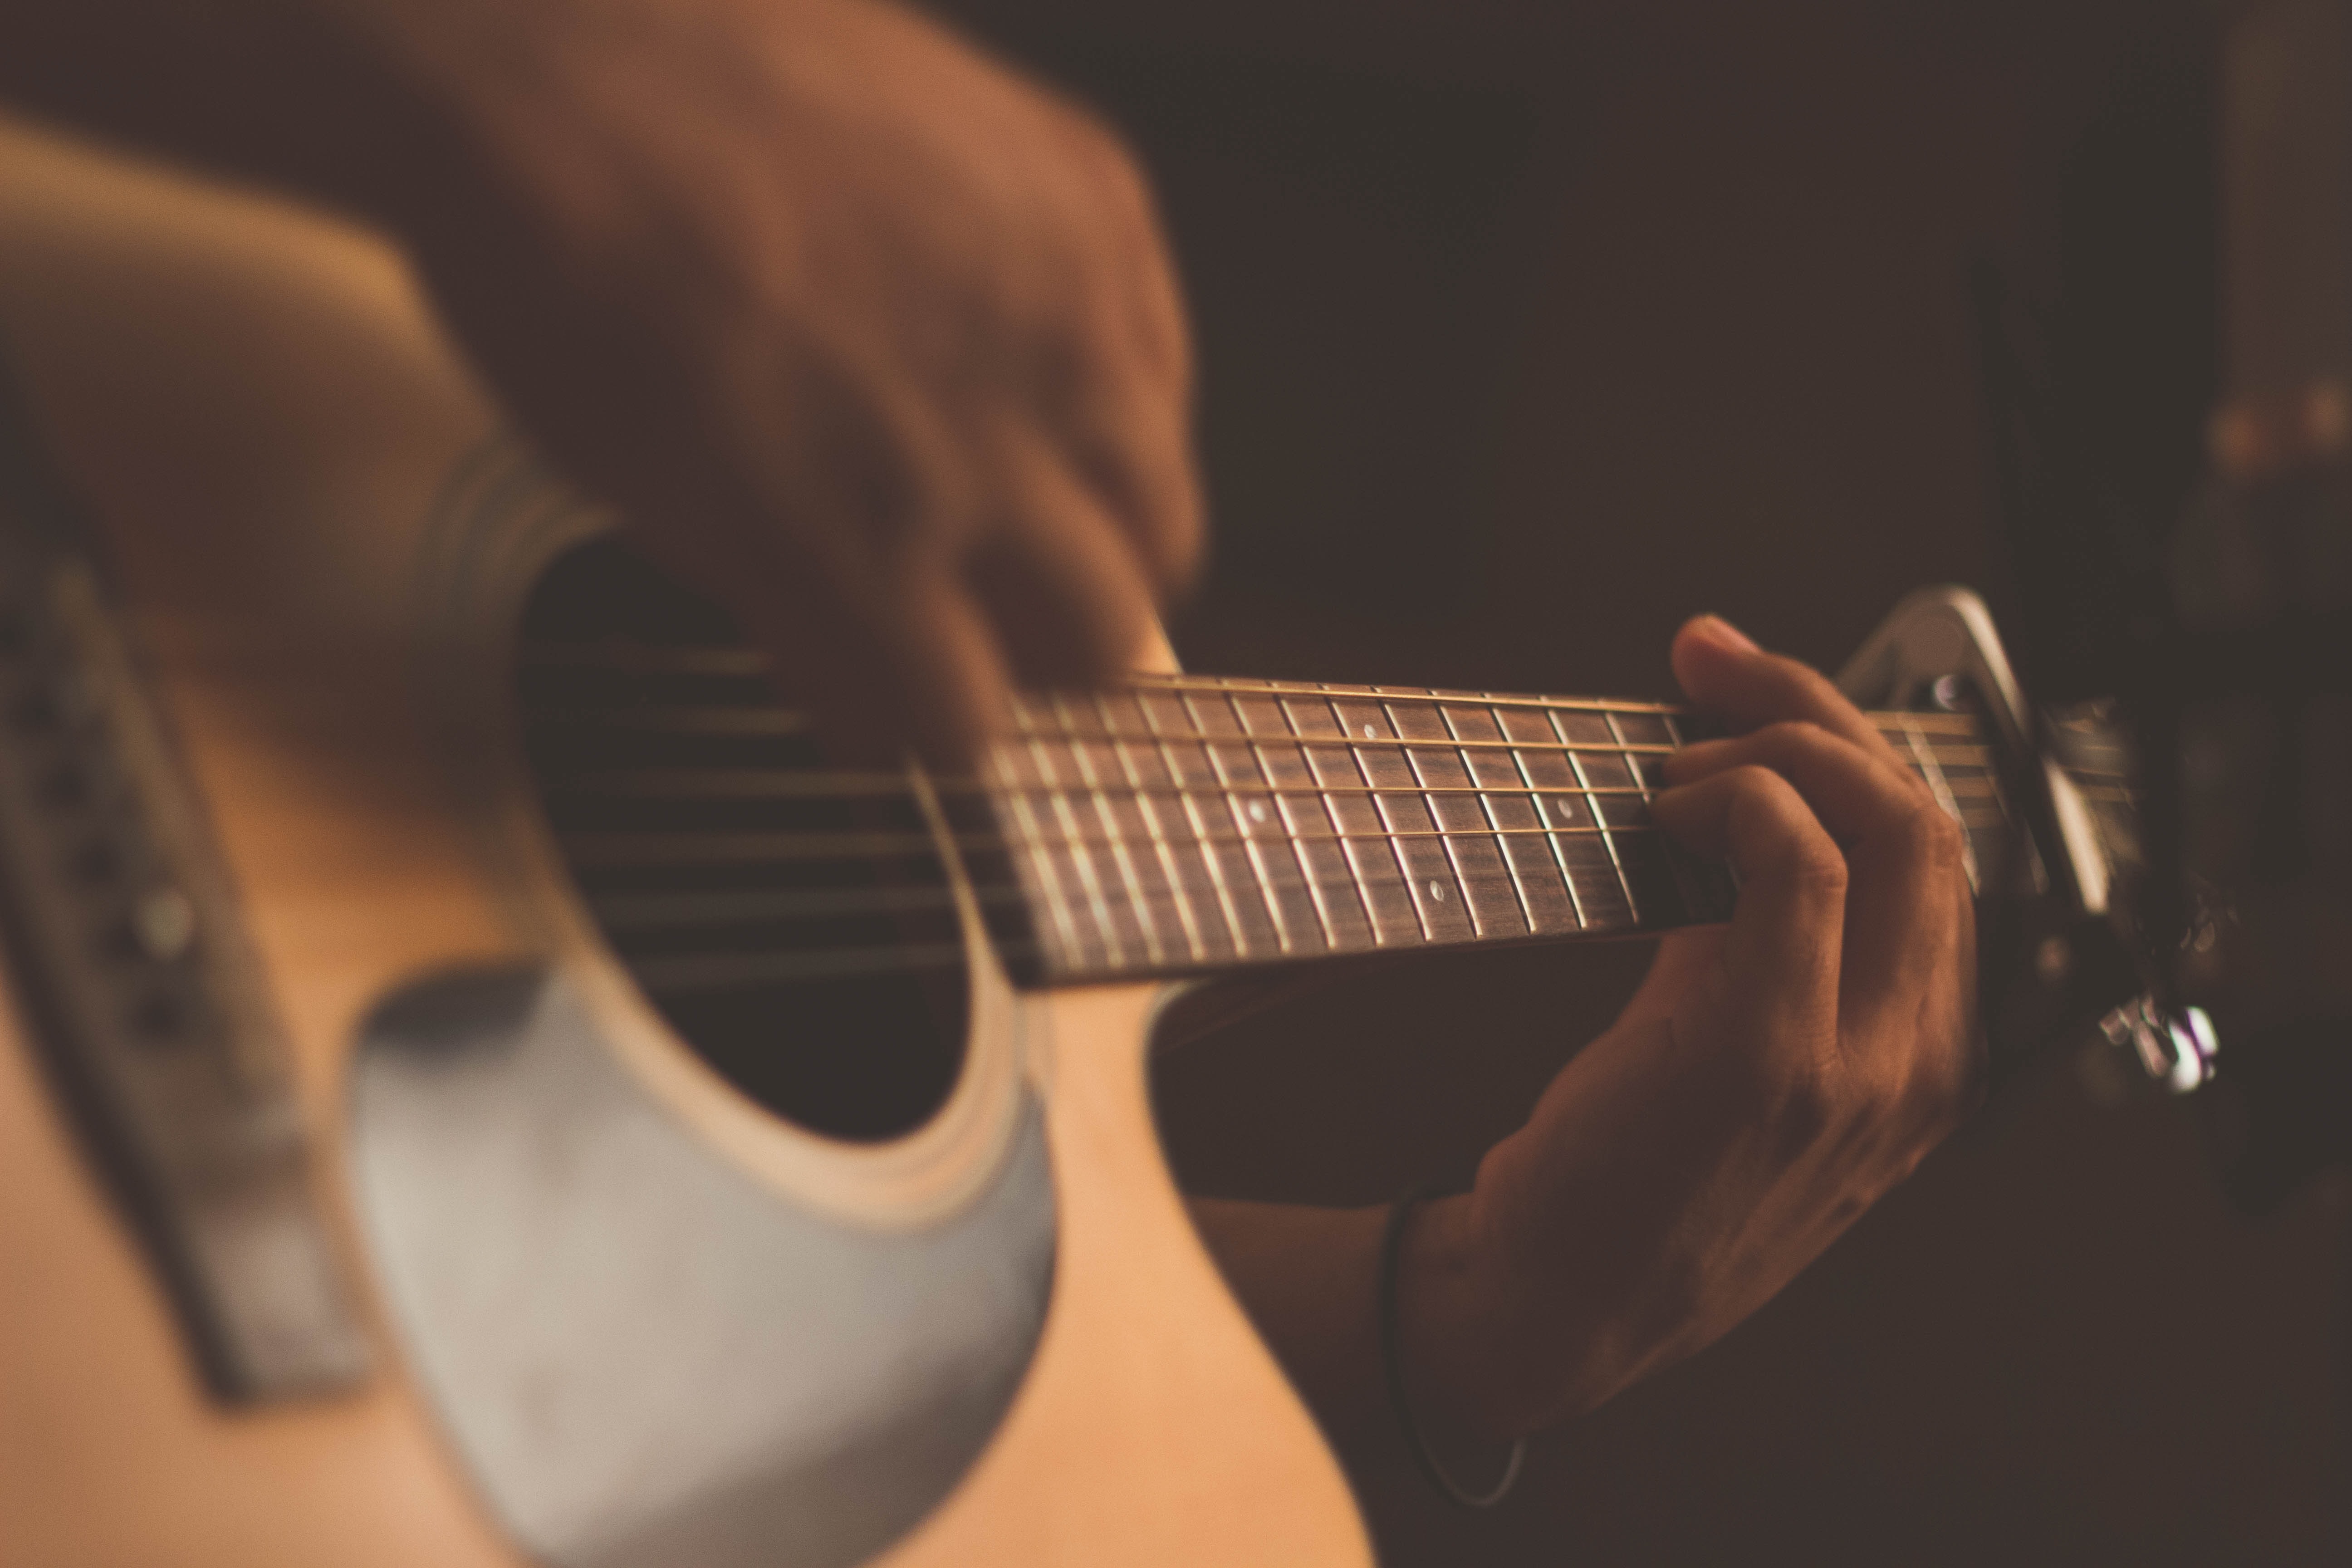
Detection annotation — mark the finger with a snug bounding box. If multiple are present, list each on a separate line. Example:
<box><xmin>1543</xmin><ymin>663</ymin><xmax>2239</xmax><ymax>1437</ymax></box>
<box><xmin>1052</xmin><ymin>103</ymin><xmax>1196</xmax><ymax>394</ymax></box>
<box><xmin>647</xmin><ymin>480</ymin><xmax>1018</xmax><ymax>769</ymax></box>
<box><xmin>962</xmin><ymin>428</ymin><xmax>1166</xmax><ymax>688</ymax></box>
<box><xmin>1053</xmin><ymin>366</ymin><xmax>1205</xmax><ymax>598</ymax></box>
<box><xmin>1665</xmin><ymin>722</ymin><xmax>1928</xmax><ymax>841</ymax></box>
<box><xmin>1661</xmin><ymin>722</ymin><xmax>1967</xmax><ymax>1032</ymax></box>
<box><xmin>759</xmin><ymin>559</ymin><xmax>1016</xmax><ymax>770</ymax></box>
<box><xmin>1014</xmin><ymin>107</ymin><xmax>1204</xmax><ymax>596</ymax></box>
<box><xmin>1649</xmin><ymin>765</ymin><xmax>1845</xmax><ymax>1037</ymax></box>
<box><xmin>1021</xmin><ymin>270</ymin><xmax>1204</xmax><ymax>596</ymax></box>
<box><xmin>1668</xmin><ymin>616</ymin><xmax>1899</xmax><ymax>762</ymax></box>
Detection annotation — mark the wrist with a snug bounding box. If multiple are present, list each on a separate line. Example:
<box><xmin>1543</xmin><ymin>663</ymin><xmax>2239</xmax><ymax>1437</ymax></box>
<box><xmin>1391</xmin><ymin>1190</ymin><xmax>1543</xmax><ymax>1448</ymax></box>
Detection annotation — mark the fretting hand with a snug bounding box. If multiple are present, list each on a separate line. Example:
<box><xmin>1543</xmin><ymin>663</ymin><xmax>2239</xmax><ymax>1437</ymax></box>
<box><xmin>1393</xmin><ymin>614</ymin><xmax>1980</xmax><ymax>1442</ymax></box>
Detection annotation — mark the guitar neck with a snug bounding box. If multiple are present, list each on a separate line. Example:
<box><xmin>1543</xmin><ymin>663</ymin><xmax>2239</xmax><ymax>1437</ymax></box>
<box><xmin>978</xmin><ymin>673</ymin><xmax>2006</xmax><ymax>985</ymax></box>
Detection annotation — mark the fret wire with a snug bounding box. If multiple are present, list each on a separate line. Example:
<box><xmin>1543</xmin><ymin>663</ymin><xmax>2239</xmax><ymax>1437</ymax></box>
<box><xmin>1572</xmin><ymin>708</ymin><xmax>1642</xmax><ymax>921</ymax></box>
<box><xmin>521</xmin><ymin>641</ymin><xmax>1991</xmax><ymax>751</ymax></box>
<box><xmin>942</xmin><ymin>849</ymin><xmax>1575</xmax><ymax>901</ymax></box>
<box><xmin>524</xmin><ymin>642</ymin><xmax>1975</xmax><ymax>742</ymax></box>
<box><xmin>1127</xmin><ymin>674</ymin><xmax>1686</xmax><ymax>720</ymax></box>
<box><xmin>1023</xmin><ymin>714</ymin><xmax>1128</xmax><ymax>970</ymax></box>
<box><xmin>988</xmin><ymin>745</ymin><xmax>1089</xmax><ymax>970</ymax></box>
<box><xmin>554</xmin><ymin>767</ymin><xmax>2014</xmax><ymax>811</ymax></box>
<box><xmin>1461</xmin><ymin>696</ymin><xmax>1540</xmax><ymax>934</ymax></box>
<box><xmin>1410</xmin><ymin>694</ymin><xmax>1505</xmax><ymax>935</ymax></box>
<box><xmin>1351</xmin><ymin>700</ymin><xmax>1435</xmax><ymax>943</ymax></box>
<box><xmin>1296</xmin><ymin>689</ymin><xmax>1386</xmax><ymax>938</ymax></box>
<box><xmin>1897</xmin><ymin>712</ymin><xmax>1979</xmax><ymax>892</ymax></box>
<box><xmin>1129</xmin><ymin>675</ymin><xmax>1987</xmax><ymax>737</ymax></box>
<box><xmin>1019</xmin><ymin>726</ymin><xmax>1689</xmax><ymax>757</ymax></box>
<box><xmin>965</xmin><ymin>865</ymin><xmax>1475</xmax><ymax>910</ymax></box>
<box><xmin>1880</xmin><ymin>741</ymin><xmax>1992</xmax><ymax>767</ymax></box>
<box><xmin>1504</xmin><ymin>698</ymin><xmax>1588</xmax><ymax>930</ymax></box>
<box><xmin>558</xmin><ymin>772</ymin><xmax>1672</xmax><ymax>804</ymax></box>
<box><xmin>994</xmin><ymin>821</ymin><xmax>1659</xmax><ymax>851</ymax></box>
<box><xmin>529</xmin><ymin>731</ymin><xmax>1997</xmax><ymax>802</ymax></box>
<box><xmin>1606</xmin><ymin>708</ymin><xmax>1653</xmax><ymax>921</ymax></box>
<box><xmin>1240</xmin><ymin>708</ymin><xmax>1338</xmax><ymax>951</ymax></box>
<box><xmin>1044</xmin><ymin>719</ymin><xmax>1969</xmax><ymax>763</ymax></box>
<box><xmin>1316</xmin><ymin>683</ymin><xmax>1404</xmax><ymax>945</ymax></box>
<box><xmin>1054</xmin><ymin>694</ymin><xmax>1167</xmax><ymax>969</ymax></box>
<box><xmin>1143</xmin><ymin>701</ymin><xmax>1251</xmax><ymax>968</ymax></box>
<box><xmin>1213</xmin><ymin>691</ymin><xmax>1308</xmax><ymax>959</ymax></box>
<box><xmin>573</xmin><ymin>805</ymin><xmax>2067</xmax><ymax>862</ymax></box>
<box><xmin>1279</xmin><ymin>690</ymin><xmax>1376</xmax><ymax>946</ymax></box>
<box><xmin>1142</xmin><ymin>688</ymin><xmax>1253</xmax><ymax>960</ymax></box>
<box><xmin>538</xmin><ymin>717</ymin><xmax>1990</xmax><ymax>768</ymax></box>
<box><xmin>1095</xmin><ymin>690</ymin><xmax>1208</xmax><ymax>965</ymax></box>
<box><xmin>553</xmin><ymin>819</ymin><xmax>1695</xmax><ymax>880</ymax></box>
<box><xmin>1203</xmin><ymin>689</ymin><xmax>1298</xmax><ymax>956</ymax></box>
<box><xmin>1384</xmin><ymin>694</ymin><xmax>1481</xmax><ymax>934</ymax></box>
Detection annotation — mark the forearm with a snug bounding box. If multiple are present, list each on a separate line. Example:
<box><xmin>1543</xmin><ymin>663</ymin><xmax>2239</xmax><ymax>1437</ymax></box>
<box><xmin>1188</xmin><ymin>1193</ymin><xmax>1526</xmax><ymax>1455</ymax></box>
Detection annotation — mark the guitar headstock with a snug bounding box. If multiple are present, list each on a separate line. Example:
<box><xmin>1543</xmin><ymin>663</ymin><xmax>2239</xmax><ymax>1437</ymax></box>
<box><xmin>1838</xmin><ymin>588</ymin><xmax>2212</xmax><ymax>1093</ymax></box>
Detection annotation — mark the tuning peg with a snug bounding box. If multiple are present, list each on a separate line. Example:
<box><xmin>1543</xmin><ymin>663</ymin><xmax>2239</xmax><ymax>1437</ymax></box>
<box><xmin>2093</xmin><ymin>994</ymin><xmax>2219</xmax><ymax>1095</ymax></box>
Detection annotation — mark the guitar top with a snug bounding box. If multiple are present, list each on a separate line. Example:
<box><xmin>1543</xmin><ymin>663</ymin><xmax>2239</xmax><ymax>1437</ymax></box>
<box><xmin>0</xmin><ymin>115</ymin><xmax>2149</xmax><ymax>1568</ymax></box>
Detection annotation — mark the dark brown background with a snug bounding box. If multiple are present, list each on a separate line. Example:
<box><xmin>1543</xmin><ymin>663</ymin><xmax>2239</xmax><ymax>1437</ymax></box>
<box><xmin>935</xmin><ymin>3</ymin><xmax>2346</xmax><ymax>1561</ymax></box>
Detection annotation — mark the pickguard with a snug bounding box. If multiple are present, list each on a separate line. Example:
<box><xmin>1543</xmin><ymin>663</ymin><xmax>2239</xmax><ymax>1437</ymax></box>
<box><xmin>348</xmin><ymin>965</ymin><xmax>1054</xmax><ymax>1568</ymax></box>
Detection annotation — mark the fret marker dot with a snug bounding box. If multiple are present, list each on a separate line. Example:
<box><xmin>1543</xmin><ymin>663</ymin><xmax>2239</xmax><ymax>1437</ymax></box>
<box><xmin>1364</xmin><ymin>724</ymin><xmax>1377</xmax><ymax>738</ymax></box>
<box><xmin>1249</xmin><ymin>800</ymin><xmax>1268</xmax><ymax>823</ymax></box>
<box><xmin>1429</xmin><ymin>881</ymin><xmax>1445</xmax><ymax>901</ymax></box>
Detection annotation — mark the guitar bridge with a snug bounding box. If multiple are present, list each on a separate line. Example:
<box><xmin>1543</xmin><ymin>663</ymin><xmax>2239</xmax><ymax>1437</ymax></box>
<box><xmin>0</xmin><ymin>378</ymin><xmax>367</xmax><ymax>1402</ymax></box>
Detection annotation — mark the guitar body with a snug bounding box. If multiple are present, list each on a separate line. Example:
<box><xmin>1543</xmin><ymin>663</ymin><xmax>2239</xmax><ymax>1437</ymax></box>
<box><xmin>0</xmin><ymin>119</ymin><xmax>1369</xmax><ymax>1568</ymax></box>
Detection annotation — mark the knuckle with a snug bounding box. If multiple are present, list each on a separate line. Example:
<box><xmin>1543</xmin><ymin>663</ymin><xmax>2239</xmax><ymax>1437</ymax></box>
<box><xmin>1758</xmin><ymin>719</ymin><xmax>1826</xmax><ymax>751</ymax></box>
<box><xmin>1788</xmin><ymin>836</ymin><xmax>1850</xmax><ymax>899</ymax></box>
<box><xmin>1903</xmin><ymin>800</ymin><xmax>1969</xmax><ymax>876</ymax></box>
<box><xmin>1056</xmin><ymin>104</ymin><xmax>1152</xmax><ymax>207</ymax></box>
<box><xmin>1724</xmin><ymin>762</ymin><xmax>1787</xmax><ymax>802</ymax></box>
<box><xmin>1890</xmin><ymin>761</ymin><xmax>1941</xmax><ymax>810</ymax></box>
<box><xmin>1765</xmin><ymin>656</ymin><xmax>1841</xmax><ymax>711</ymax></box>
<box><xmin>1764</xmin><ymin>1059</ymin><xmax>1835</xmax><ymax>1157</ymax></box>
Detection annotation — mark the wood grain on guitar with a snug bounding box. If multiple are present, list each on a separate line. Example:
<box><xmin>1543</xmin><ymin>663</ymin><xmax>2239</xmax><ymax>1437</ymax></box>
<box><xmin>0</xmin><ymin>116</ymin><xmax>2145</xmax><ymax>1568</ymax></box>
<box><xmin>0</xmin><ymin>118</ymin><xmax>1367</xmax><ymax>1568</ymax></box>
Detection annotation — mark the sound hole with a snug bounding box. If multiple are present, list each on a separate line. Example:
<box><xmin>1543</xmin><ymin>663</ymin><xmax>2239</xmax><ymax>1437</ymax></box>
<box><xmin>514</xmin><ymin>537</ymin><xmax>967</xmax><ymax>1142</ymax></box>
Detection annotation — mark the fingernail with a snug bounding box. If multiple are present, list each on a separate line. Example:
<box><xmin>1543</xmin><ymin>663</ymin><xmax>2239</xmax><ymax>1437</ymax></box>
<box><xmin>1697</xmin><ymin>615</ymin><xmax>1757</xmax><ymax>652</ymax></box>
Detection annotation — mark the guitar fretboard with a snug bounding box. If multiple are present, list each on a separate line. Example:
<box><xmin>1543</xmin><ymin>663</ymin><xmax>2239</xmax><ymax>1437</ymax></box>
<box><xmin>980</xmin><ymin>674</ymin><xmax>2005</xmax><ymax>984</ymax></box>
<box><xmin>514</xmin><ymin>608</ymin><xmax>2022</xmax><ymax>995</ymax></box>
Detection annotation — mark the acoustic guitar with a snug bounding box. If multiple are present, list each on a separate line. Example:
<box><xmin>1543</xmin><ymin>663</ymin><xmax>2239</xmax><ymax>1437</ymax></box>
<box><xmin>0</xmin><ymin>117</ymin><xmax>2170</xmax><ymax>1567</ymax></box>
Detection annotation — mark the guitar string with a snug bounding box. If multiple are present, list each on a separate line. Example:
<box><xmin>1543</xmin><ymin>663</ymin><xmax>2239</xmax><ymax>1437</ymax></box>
<box><xmin>553</xmin><ymin>814</ymin><xmax>2013</xmax><ymax>893</ymax></box>
<box><xmin>528</xmin><ymin>662</ymin><xmax>2047</xmax><ymax>980</ymax></box>
<box><xmin>584</xmin><ymin>799</ymin><xmax>2021</xmax><ymax>987</ymax></box>
<box><xmin>544</xmin><ymin>773</ymin><xmax>2008</xmax><ymax>802</ymax></box>
<box><xmin>544</xmin><ymin>761</ymin><xmax>2014</xmax><ymax>894</ymax></box>
<box><xmin>519</xmin><ymin>640</ymin><xmax>1987</xmax><ymax>730</ymax></box>
<box><xmin>529</xmin><ymin>715</ymin><xmax>1995</xmax><ymax>765</ymax></box>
